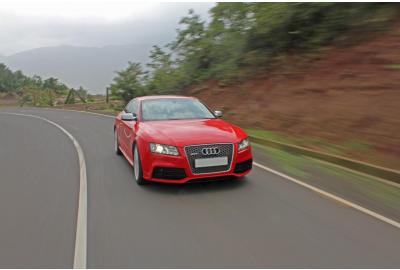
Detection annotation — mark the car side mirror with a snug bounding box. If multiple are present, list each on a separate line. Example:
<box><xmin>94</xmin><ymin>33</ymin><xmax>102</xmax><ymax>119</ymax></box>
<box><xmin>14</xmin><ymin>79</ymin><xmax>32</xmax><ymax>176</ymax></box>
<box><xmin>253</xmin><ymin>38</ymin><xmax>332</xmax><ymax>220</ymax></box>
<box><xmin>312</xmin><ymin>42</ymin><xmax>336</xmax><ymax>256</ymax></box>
<box><xmin>121</xmin><ymin>112</ymin><xmax>137</xmax><ymax>121</ymax></box>
<box><xmin>214</xmin><ymin>110</ymin><xmax>223</xmax><ymax>118</ymax></box>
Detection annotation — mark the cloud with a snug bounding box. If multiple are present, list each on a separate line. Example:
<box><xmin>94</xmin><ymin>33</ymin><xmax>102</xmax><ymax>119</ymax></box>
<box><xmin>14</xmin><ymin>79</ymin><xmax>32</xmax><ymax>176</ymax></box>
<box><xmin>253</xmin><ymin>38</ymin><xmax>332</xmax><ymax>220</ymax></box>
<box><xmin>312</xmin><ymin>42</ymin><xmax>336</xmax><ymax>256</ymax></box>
<box><xmin>0</xmin><ymin>2</ymin><xmax>214</xmax><ymax>55</ymax></box>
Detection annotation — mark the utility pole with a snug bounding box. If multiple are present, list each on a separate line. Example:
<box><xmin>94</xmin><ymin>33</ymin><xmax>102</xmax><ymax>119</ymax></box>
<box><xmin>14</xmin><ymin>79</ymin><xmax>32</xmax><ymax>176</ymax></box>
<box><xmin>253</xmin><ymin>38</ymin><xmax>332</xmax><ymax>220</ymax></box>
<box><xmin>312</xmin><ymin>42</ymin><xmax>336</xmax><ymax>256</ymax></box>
<box><xmin>106</xmin><ymin>87</ymin><xmax>109</xmax><ymax>104</ymax></box>
<box><xmin>65</xmin><ymin>88</ymin><xmax>73</xmax><ymax>104</ymax></box>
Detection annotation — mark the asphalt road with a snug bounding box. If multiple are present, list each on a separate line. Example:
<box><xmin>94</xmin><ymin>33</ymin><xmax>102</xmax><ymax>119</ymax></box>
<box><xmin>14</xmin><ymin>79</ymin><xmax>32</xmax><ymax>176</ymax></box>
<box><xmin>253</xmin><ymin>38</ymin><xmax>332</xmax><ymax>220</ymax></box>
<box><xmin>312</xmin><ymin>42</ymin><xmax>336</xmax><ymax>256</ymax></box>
<box><xmin>0</xmin><ymin>107</ymin><xmax>399</xmax><ymax>268</ymax></box>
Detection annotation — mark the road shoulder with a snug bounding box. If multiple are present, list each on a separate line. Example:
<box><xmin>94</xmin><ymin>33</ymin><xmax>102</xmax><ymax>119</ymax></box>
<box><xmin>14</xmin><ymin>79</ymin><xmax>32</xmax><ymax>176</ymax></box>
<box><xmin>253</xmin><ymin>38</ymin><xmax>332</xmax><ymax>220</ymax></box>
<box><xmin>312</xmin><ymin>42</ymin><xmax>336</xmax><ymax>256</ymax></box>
<box><xmin>252</xmin><ymin>143</ymin><xmax>400</xmax><ymax>222</ymax></box>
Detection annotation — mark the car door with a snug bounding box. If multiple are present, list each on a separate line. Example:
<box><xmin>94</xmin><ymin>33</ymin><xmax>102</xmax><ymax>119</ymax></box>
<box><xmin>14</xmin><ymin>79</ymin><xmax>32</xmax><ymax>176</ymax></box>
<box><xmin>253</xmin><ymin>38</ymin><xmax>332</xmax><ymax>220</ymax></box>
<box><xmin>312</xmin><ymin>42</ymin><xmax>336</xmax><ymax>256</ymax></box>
<box><xmin>120</xmin><ymin>99</ymin><xmax>139</xmax><ymax>160</ymax></box>
<box><xmin>116</xmin><ymin>101</ymin><xmax>131</xmax><ymax>153</ymax></box>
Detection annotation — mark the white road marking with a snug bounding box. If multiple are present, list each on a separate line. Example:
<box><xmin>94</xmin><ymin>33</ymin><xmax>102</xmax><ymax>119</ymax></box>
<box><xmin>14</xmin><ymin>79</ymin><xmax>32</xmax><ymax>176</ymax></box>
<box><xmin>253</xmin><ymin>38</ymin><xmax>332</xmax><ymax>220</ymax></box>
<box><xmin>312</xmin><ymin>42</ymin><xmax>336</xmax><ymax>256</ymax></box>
<box><xmin>253</xmin><ymin>162</ymin><xmax>400</xmax><ymax>229</ymax></box>
<box><xmin>1</xmin><ymin>112</ymin><xmax>87</xmax><ymax>268</ymax></box>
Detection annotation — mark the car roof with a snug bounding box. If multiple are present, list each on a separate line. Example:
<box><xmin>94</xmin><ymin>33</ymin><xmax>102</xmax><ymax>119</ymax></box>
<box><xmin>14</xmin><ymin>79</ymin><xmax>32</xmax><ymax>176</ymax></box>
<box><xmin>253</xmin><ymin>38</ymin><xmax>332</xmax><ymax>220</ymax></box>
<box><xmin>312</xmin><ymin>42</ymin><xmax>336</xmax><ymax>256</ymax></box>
<box><xmin>136</xmin><ymin>95</ymin><xmax>197</xmax><ymax>101</ymax></box>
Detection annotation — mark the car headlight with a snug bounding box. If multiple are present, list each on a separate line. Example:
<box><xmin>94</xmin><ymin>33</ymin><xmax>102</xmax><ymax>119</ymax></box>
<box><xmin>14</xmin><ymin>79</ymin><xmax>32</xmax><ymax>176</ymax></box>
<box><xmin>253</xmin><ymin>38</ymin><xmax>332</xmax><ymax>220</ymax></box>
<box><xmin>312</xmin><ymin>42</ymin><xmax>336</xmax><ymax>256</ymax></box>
<box><xmin>150</xmin><ymin>143</ymin><xmax>179</xmax><ymax>156</ymax></box>
<box><xmin>238</xmin><ymin>138</ymin><xmax>250</xmax><ymax>151</ymax></box>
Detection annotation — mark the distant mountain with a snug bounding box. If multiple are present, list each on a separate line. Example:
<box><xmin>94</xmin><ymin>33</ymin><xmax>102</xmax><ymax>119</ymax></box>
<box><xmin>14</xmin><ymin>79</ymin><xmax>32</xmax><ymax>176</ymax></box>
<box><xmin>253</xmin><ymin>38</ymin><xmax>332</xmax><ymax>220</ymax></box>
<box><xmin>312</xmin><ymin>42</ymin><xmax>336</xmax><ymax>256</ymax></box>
<box><xmin>2</xmin><ymin>44</ymin><xmax>152</xmax><ymax>94</ymax></box>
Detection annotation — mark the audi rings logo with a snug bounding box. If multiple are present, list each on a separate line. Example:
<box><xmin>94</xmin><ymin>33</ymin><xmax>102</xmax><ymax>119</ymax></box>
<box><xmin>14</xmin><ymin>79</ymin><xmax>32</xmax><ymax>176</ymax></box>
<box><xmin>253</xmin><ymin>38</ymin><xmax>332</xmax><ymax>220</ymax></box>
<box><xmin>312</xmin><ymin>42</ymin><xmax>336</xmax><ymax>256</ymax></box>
<box><xmin>201</xmin><ymin>147</ymin><xmax>220</xmax><ymax>155</ymax></box>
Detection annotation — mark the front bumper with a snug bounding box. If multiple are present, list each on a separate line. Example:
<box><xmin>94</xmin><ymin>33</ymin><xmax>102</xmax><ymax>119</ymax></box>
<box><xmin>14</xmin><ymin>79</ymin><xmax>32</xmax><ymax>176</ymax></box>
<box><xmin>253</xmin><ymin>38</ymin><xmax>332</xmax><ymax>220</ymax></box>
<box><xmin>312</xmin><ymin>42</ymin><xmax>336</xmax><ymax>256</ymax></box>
<box><xmin>141</xmin><ymin>145</ymin><xmax>253</xmax><ymax>184</ymax></box>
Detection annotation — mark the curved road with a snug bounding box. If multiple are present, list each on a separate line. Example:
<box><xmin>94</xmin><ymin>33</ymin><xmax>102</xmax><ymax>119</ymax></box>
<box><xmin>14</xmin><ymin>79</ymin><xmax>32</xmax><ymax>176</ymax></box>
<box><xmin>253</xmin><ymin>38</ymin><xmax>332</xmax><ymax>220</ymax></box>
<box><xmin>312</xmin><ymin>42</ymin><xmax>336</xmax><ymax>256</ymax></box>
<box><xmin>0</xmin><ymin>108</ymin><xmax>399</xmax><ymax>268</ymax></box>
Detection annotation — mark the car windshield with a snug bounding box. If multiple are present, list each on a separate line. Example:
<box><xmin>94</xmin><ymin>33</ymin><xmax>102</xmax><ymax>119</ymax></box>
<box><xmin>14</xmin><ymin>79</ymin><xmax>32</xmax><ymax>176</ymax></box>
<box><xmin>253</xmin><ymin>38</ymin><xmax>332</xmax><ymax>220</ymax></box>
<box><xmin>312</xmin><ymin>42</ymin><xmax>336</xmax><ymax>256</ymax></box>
<box><xmin>141</xmin><ymin>98</ymin><xmax>216</xmax><ymax>121</ymax></box>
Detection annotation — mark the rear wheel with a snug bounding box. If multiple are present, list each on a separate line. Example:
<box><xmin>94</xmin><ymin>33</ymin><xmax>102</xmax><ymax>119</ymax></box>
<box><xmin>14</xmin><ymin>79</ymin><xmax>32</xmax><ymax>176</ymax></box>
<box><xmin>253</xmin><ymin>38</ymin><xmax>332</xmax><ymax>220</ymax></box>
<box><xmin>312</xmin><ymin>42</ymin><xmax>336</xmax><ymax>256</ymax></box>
<box><xmin>133</xmin><ymin>144</ymin><xmax>146</xmax><ymax>185</ymax></box>
<box><xmin>114</xmin><ymin>129</ymin><xmax>122</xmax><ymax>155</ymax></box>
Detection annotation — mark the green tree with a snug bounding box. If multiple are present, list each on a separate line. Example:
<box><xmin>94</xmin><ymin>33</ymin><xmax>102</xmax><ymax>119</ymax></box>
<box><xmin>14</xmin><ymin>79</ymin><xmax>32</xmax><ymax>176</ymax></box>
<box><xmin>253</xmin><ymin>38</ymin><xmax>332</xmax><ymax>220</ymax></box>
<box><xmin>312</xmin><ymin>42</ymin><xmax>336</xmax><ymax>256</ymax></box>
<box><xmin>146</xmin><ymin>45</ymin><xmax>177</xmax><ymax>93</ymax></box>
<box><xmin>170</xmin><ymin>9</ymin><xmax>211</xmax><ymax>85</ymax></box>
<box><xmin>0</xmin><ymin>62</ymin><xmax>73</xmax><ymax>106</ymax></box>
<box><xmin>207</xmin><ymin>3</ymin><xmax>252</xmax><ymax>81</ymax></box>
<box><xmin>110</xmin><ymin>62</ymin><xmax>146</xmax><ymax>103</ymax></box>
<box><xmin>110</xmin><ymin>3</ymin><xmax>399</xmax><ymax>95</ymax></box>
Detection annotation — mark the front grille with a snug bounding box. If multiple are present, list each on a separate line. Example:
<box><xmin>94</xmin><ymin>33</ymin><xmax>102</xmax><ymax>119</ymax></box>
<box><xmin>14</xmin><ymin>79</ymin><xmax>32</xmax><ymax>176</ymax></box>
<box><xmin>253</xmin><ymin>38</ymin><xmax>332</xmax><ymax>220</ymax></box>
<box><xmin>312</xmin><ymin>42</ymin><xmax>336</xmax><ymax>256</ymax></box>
<box><xmin>152</xmin><ymin>167</ymin><xmax>186</xmax><ymax>180</ymax></box>
<box><xmin>184</xmin><ymin>143</ymin><xmax>234</xmax><ymax>174</ymax></box>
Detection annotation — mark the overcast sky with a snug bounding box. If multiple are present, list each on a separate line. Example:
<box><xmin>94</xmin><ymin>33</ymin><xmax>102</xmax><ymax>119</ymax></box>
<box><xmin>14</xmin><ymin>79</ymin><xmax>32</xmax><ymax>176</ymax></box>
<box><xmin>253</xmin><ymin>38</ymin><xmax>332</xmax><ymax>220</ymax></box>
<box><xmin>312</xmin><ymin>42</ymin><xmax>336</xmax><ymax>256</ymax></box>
<box><xmin>0</xmin><ymin>1</ymin><xmax>214</xmax><ymax>56</ymax></box>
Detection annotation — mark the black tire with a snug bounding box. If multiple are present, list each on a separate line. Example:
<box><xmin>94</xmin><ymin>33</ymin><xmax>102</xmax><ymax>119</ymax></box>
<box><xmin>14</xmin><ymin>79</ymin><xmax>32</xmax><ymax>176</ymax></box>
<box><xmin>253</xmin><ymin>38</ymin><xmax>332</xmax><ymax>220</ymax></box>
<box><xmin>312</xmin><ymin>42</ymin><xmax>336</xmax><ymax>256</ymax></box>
<box><xmin>133</xmin><ymin>144</ymin><xmax>147</xmax><ymax>185</ymax></box>
<box><xmin>114</xmin><ymin>129</ymin><xmax>122</xmax><ymax>155</ymax></box>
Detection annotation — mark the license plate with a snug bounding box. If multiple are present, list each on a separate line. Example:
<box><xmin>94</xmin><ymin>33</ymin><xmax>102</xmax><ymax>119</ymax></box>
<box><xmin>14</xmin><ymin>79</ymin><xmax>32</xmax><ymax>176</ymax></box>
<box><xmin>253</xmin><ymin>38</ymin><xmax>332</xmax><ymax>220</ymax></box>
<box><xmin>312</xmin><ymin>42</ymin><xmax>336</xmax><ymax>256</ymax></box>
<box><xmin>195</xmin><ymin>157</ymin><xmax>228</xmax><ymax>168</ymax></box>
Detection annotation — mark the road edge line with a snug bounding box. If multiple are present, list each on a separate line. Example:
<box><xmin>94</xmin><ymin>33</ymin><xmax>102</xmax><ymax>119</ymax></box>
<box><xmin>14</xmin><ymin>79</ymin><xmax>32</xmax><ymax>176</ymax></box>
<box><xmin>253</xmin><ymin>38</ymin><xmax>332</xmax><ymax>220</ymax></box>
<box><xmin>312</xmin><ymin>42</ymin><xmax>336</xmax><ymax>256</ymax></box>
<box><xmin>1</xmin><ymin>113</ymin><xmax>87</xmax><ymax>268</ymax></box>
<box><xmin>253</xmin><ymin>162</ymin><xmax>400</xmax><ymax>230</ymax></box>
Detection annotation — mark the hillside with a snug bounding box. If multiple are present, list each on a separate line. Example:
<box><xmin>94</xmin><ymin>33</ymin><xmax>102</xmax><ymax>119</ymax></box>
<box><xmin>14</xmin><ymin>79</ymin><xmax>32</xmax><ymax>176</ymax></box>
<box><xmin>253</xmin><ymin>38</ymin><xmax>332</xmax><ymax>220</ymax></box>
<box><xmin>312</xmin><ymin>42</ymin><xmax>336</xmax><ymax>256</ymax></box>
<box><xmin>187</xmin><ymin>21</ymin><xmax>400</xmax><ymax>169</ymax></box>
<box><xmin>2</xmin><ymin>44</ymin><xmax>152</xmax><ymax>94</ymax></box>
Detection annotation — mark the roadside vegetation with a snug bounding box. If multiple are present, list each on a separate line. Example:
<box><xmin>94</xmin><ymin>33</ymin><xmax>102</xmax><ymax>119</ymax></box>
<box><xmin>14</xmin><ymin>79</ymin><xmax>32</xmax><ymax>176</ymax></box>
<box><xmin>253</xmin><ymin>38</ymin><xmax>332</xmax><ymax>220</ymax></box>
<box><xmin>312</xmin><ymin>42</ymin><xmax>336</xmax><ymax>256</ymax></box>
<box><xmin>246</xmin><ymin>129</ymin><xmax>372</xmax><ymax>158</ymax></box>
<box><xmin>2</xmin><ymin>3</ymin><xmax>398</xmax><ymax>108</ymax></box>
<box><xmin>109</xmin><ymin>3</ymin><xmax>399</xmax><ymax>101</ymax></box>
<box><xmin>0</xmin><ymin>63</ymin><xmax>121</xmax><ymax>113</ymax></box>
<box><xmin>0</xmin><ymin>63</ymin><xmax>93</xmax><ymax>107</ymax></box>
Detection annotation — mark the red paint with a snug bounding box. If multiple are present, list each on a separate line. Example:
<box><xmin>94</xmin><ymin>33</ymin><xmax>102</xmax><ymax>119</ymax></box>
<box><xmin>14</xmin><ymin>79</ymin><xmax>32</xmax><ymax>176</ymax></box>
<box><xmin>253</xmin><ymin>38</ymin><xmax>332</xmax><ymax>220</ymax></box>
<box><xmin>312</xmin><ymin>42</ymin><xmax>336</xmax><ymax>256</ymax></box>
<box><xmin>114</xmin><ymin>95</ymin><xmax>252</xmax><ymax>184</ymax></box>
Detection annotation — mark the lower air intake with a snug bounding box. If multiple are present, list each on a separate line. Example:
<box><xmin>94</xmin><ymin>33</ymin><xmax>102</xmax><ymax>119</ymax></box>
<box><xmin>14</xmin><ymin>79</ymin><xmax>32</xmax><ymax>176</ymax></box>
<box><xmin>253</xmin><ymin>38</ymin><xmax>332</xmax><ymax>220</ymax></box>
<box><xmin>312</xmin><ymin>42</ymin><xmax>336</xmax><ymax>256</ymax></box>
<box><xmin>234</xmin><ymin>159</ymin><xmax>253</xmax><ymax>173</ymax></box>
<box><xmin>152</xmin><ymin>167</ymin><xmax>186</xmax><ymax>180</ymax></box>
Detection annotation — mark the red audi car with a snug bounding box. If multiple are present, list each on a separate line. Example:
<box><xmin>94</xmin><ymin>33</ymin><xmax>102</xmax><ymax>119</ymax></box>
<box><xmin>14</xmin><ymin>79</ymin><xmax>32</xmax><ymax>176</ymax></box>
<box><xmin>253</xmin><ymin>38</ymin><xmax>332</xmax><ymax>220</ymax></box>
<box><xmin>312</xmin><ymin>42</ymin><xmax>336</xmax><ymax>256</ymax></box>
<box><xmin>114</xmin><ymin>95</ymin><xmax>252</xmax><ymax>184</ymax></box>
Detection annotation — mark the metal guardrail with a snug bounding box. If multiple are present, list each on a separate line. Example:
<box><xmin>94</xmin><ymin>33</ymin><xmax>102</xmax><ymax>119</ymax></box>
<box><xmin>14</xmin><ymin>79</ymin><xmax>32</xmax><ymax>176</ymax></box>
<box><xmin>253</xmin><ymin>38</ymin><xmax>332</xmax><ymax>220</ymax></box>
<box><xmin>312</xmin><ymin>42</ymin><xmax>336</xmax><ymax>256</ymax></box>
<box><xmin>249</xmin><ymin>136</ymin><xmax>400</xmax><ymax>184</ymax></box>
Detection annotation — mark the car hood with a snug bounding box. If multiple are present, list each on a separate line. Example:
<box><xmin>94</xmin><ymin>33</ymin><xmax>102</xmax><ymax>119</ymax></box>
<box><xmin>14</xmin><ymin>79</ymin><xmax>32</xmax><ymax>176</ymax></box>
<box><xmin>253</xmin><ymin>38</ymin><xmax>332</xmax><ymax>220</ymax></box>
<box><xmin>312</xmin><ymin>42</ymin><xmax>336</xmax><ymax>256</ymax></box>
<box><xmin>140</xmin><ymin>119</ymin><xmax>246</xmax><ymax>146</ymax></box>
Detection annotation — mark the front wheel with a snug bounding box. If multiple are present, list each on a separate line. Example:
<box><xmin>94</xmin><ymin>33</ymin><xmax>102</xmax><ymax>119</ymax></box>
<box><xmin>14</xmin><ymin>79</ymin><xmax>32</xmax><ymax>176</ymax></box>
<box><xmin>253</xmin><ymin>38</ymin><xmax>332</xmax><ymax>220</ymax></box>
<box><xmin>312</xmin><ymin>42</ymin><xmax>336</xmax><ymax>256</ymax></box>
<box><xmin>133</xmin><ymin>144</ymin><xmax>146</xmax><ymax>185</ymax></box>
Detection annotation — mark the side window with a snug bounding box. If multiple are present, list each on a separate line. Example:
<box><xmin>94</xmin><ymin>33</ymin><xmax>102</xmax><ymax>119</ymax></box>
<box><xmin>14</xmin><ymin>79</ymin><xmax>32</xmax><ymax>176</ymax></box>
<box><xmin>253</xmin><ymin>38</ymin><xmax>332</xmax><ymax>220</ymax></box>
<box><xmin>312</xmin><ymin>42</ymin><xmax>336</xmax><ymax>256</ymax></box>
<box><xmin>124</xmin><ymin>101</ymin><xmax>132</xmax><ymax>113</ymax></box>
<box><xmin>126</xmin><ymin>99</ymin><xmax>138</xmax><ymax>114</ymax></box>
<box><xmin>130</xmin><ymin>100</ymin><xmax>138</xmax><ymax>115</ymax></box>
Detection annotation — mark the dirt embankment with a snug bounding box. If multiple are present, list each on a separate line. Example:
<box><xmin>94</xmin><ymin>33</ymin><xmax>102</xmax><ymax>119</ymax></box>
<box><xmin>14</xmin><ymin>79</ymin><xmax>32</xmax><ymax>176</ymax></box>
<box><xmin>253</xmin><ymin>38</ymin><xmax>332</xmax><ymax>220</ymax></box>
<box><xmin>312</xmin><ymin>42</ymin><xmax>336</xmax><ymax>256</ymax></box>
<box><xmin>0</xmin><ymin>92</ymin><xmax>20</xmax><ymax>105</ymax></box>
<box><xmin>187</xmin><ymin>22</ymin><xmax>400</xmax><ymax>169</ymax></box>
